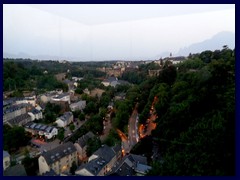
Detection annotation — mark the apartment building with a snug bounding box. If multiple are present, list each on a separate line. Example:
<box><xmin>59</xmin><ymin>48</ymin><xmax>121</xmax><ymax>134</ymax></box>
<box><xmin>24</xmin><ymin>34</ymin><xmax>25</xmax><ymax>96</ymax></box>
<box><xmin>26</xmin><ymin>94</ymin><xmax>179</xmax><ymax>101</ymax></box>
<box><xmin>38</xmin><ymin>142</ymin><xmax>77</xmax><ymax>175</ymax></box>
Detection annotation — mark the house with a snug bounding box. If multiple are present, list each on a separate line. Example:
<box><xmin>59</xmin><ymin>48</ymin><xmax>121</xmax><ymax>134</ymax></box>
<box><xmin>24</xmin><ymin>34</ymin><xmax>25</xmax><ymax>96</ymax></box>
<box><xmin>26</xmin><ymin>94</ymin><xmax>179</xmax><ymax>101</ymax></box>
<box><xmin>4</xmin><ymin>164</ymin><xmax>27</xmax><ymax>176</ymax></box>
<box><xmin>72</xmin><ymin>77</ymin><xmax>83</xmax><ymax>82</ymax></box>
<box><xmin>24</xmin><ymin>122</ymin><xmax>58</xmax><ymax>140</ymax></box>
<box><xmin>64</xmin><ymin>79</ymin><xmax>75</xmax><ymax>92</ymax></box>
<box><xmin>39</xmin><ymin>92</ymin><xmax>58</xmax><ymax>104</ymax></box>
<box><xmin>15</xmin><ymin>96</ymin><xmax>36</xmax><ymax>107</ymax></box>
<box><xmin>3</xmin><ymin>151</ymin><xmax>10</xmax><ymax>171</ymax></box>
<box><xmin>70</xmin><ymin>101</ymin><xmax>86</xmax><ymax>112</ymax></box>
<box><xmin>148</xmin><ymin>69</ymin><xmax>162</xmax><ymax>77</ymax></box>
<box><xmin>28</xmin><ymin>108</ymin><xmax>43</xmax><ymax>121</ymax></box>
<box><xmin>101</xmin><ymin>77</ymin><xmax>117</xmax><ymax>87</ymax></box>
<box><xmin>102</xmin><ymin>77</ymin><xmax>130</xmax><ymax>88</ymax></box>
<box><xmin>3</xmin><ymin>103</ymin><xmax>32</xmax><ymax>123</ymax></box>
<box><xmin>55</xmin><ymin>112</ymin><xmax>73</xmax><ymax>127</ymax></box>
<box><xmin>114</xmin><ymin>93</ymin><xmax>126</xmax><ymax>101</ymax></box>
<box><xmin>51</xmin><ymin>93</ymin><xmax>70</xmax><ymax>104</ymax></box>
<box><xmin>74</xmin><ymin>132</ymin><xmax>95</xmax><ymax>161</ymax></box>
<box><xmin>7</xmin><ymin>113</ymin><xmax>32</xmax><ymax>127</ymax></box>
<box><xmin>83</xmin><ymin>88</ymin><xmax>90</xmax><ymax>95</ymax></box>
<box><xmin>75</xmin><ymin>144</ymin><xmax>121</xmax><ymax>176</ymax></box>
<box><xmin>90</xmin><ymin>88</ymin><xmax>105</xmax><ymax>98</ymax></box>
<box><xmin>108</xmin><ymin>154</ymin><xmax>152</xmax><ymax>176</ymax></box>
<box><xmin>38</xmin><ymin>142</ymin><xmax>78</xmax><ymax>175</ymax></box>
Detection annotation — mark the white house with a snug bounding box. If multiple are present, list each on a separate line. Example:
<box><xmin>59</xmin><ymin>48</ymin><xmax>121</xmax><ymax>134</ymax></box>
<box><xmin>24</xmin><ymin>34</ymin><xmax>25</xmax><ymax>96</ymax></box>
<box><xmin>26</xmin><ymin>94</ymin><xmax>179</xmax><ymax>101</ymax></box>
<box><xmin>3</xmin><ymin>151</ymin><xmax>10</xmax><ymax>171</ymax></box>
<box><xmin>24</xmin><ymin>122</ymin><xmax>58</xmax><ymax>140</ymax></box>
<box><xmin>55</xmin><ymin>112</ymin><xmax>73</xmax><ymax>128</ymax></box>
<box><xmin>51</xmin><ymin>93</ymin><xmax>70</xmax><ymax>104</ymax></box>
<box><xmin>28</xmin><ymin>109</ymin><xmax>43</xmax><ymax>121</ymax></box>
<box><xmin>70</xmin><ymin>101</ymin><xmax>86</xmax><ymax>112</ymax></box>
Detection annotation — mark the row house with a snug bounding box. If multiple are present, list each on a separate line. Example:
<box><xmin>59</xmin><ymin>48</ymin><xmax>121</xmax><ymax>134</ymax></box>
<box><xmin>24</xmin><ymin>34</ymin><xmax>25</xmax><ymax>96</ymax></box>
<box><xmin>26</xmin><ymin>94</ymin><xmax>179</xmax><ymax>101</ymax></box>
<box><xmin>74</xmin><ymin>132</ymin><xmax>95</xmax><ymax>162</ymax></box>
<box><xmin>75</xmin><ymin>144</ymin><xmax>121</xmax><ymax>176</ymax></box>
<box><xmin>28</xmin><ymin>109</ymin><xmax>43</xmax><ymax>121</ymax></box>
<box><xmin>3</xmin><ymin>103</ymin><xmax>32</xmax><ymax>123</ymax></box>
<box><xmin>7</xmin><ymin>113</ymin><xmax>32</xmax><ymax>127</ymax></box>
<box><xmin>38</xmin><ymin>142</ymin><xmax>78</xmax><ymax>175</ymax></box>
<box><xmin>55</xmin><ymin>112</ymin><xmax>73</xmax><ymax>128</ymax></box>
<box><xmin>69</xmin><ymin>101</ymin><xmax>86</xmax><ymax>112</ymax></box>
<box><xmin>24</xmin><ymin>122</ymin><xmax>58</xmax><ymax>140</ymax></box>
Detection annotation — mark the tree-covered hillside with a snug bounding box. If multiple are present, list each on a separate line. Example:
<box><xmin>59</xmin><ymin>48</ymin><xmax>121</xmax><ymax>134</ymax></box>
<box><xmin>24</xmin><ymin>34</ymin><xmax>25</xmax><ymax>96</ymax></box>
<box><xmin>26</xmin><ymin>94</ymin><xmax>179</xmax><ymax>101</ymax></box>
<box><xmin>146</xmin><ymin>47</ymin><xmax>235</xmax><ymax>175</ymax></box>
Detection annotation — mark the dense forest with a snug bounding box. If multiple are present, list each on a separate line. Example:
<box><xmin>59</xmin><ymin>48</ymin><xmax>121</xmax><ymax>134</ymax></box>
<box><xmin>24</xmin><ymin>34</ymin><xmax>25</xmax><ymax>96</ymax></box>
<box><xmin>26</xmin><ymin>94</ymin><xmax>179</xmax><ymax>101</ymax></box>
<box><xmin>142</xmin><ymin>47</ymin><xmax>235</xmax><ymax>175</ymax></box>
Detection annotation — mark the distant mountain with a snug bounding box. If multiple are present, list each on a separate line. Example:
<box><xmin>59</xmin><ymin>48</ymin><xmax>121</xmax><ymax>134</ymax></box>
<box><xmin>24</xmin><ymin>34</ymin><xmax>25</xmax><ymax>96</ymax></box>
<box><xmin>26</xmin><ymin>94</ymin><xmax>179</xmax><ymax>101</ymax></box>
<box><xmin>177</xmin><ymin>31</ymin><xmax>235</xmax><ymax>56</ymax></box>
<box><xmin>3</xmin><ymin>52</ymin><xmax>69</xmax><ymax>61</ymax></box>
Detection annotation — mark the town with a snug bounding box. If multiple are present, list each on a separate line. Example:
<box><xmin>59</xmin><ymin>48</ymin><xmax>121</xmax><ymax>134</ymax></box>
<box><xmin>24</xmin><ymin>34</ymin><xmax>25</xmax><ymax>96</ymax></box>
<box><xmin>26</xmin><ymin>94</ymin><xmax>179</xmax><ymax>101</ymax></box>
<box><xmin>3</xmin><ymin>56</ymin><xmax>185</xmax><ymax>176</ymax></box>
<box><xmin>3</xmin><ymin>47</ymin><xmax>235</xmax><ymax>176</ymax></box>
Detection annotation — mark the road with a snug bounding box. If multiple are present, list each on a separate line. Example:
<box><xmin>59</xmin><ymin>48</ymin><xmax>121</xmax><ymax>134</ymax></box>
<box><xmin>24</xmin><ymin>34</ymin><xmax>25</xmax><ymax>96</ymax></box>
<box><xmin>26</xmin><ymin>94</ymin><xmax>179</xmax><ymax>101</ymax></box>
<box><xmin>116</xmin><ymin>129</ymin><xmax>130</xmax><ymax>155</ymax></box>
<box><xmin>139</xmin><ymin>97</ymin><xmax>158</xmax><ymax>138</ymax></box>
<box><xmin>116</xmin><ymin>103</ymin><xmax>139</xmax><ymax>155</ymax></box>
<box><xmin>128</xmin><ymin>104</ymin><xmax>139</xmax><ymax>150</ymax></box>
<box><xmin>100</xmin><ymin>112</ymin><xmax>112</xmax><ymax>141</ymax></box>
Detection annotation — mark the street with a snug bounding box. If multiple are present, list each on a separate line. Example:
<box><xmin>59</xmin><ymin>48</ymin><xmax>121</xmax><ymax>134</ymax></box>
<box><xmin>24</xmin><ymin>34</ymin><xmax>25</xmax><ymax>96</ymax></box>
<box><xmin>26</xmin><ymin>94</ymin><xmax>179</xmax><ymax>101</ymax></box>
<box><xmin>128</xmin><ymin>104</ymin><xmax>139</xmax><ymax>149</ymax></box>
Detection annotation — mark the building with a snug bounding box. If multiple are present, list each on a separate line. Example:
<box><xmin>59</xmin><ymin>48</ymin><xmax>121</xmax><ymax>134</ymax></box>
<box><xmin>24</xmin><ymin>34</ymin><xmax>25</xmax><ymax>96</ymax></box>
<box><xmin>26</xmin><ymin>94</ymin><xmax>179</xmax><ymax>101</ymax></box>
<box><xmin>90</xmin><ymin>88</ymin><xmax>105</xmax><ymax>98</ymax></box>
<box><xmin>38</xmin><ymin>142</ymin><xmax>78</xmax><ymax>175</ymax></box>
<box><xmin>108</xmin><ymin>154</ymin><xmax>152</xmax><ymax>176</ymax></box>
<box><xmin>51</xmin><ymin>93</ymin><xmax>70</xmax><ymax>104</ymax></box>
<box><xmin>83</xmin><ymin>88</ymin><xmax>90</xmax><ymax>95</ymax></box>
<box><xmin>74</xmin><ymin>132</ymin><xmax>95</xmax><ymax>161</ymax></box>
<box><xmin>24</xmin><ymin>122</ymin><xmax>58</xmax><ymax>140</ymax></box>
<box><xmin>39</xmin><ymin>92</ymin><xmax>58</xmax><ymax>104</ymax></box>
<box><xmin>3</xmin><ymin>151</ymin><xmax>10</xmax><ymax>171</ymax></box>
<box><xmin>75</xmin><ymin>144</ymin><xmax>121</xmax><ymax>176</ymax></box>
<box><xmin>101</xmin><ymin>77</ymin><xmax>117</xmax><ymax>87</ymax></box>
<box><xmin>72</xmin><ymin>77</ymin><xmax>83</xmax><ymax>82</ymax></box>
<box><xmin>7</xmin><ymin>113</ymin><xmax>32</xmax><ymax>127</ymax></box>
<box><xmin>148</xmin><ymin>69</ymin><xmax>162</xmax><ymax>77</ymax></box>
<box><xmin>28</xmin><ymin>108</ymin><xmax>43</xmax><ymax>121</ymax></box>
<box><xmin>3</xmin><ymin>103</ymin><xmax>32</xmax><ymax>123</ymax></box>
<box><xmin>102</xmin><ymin>77</ymin><xmax>129</xmax><ymax>88</ymax></box>
<box><xmin>70</xmin><ymin>101</ymin><xmax>86</xmax><ymax>112</ymax></box>
<box><xmin>55</xmin><ymin>112</ymin><xmax>73</xmax><ymax>128</ymax></box>
<box><xmin>15</xmin><ymin>96</ymin><xmax>36</xmax><ymax>107</ymax></box>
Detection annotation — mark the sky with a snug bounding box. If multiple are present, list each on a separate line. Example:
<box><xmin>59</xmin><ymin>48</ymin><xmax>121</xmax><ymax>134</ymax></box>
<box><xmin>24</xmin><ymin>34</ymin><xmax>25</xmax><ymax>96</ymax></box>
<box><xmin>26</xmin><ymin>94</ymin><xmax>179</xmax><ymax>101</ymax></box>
<box><xmin>3</xmin><ymin>4</ymin><xmax>235</xmax><ymax>61</ymax></box>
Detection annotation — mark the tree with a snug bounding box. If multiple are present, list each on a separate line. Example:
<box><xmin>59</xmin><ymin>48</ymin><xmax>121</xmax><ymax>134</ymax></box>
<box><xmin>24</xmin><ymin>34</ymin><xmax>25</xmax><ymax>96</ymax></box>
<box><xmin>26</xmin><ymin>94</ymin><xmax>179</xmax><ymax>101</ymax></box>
<box><xmin>103</xmin><ymin>129</ymin><xmax>121</xmax><ymax>146</ymax></box>
<box><xmin>22</xmin><ymin>156</ymin><xmax>39</xmax><ymax>176</ymax></box>
<box><xmin>86</xmin><ymin>137</ymin><xmax>101</xmax><ymax>157</ymax></box>
<box><xmin>3</xmin><ymin>125</ymin><xmax>31</xmax><ymax>153</ymax></box>
<box><xmin>69</xmin><ymin>124</ymin><xmax>75</xmax><ymax>132</ymax></box>
<box><xmin>78</xmin><ymin>113</ymin><xmax>85</xmax><ymax>121</ymax></box>
<box><xmin>57</xmin><ymin>128</ymin><xmax>65</xmax><ymax>141</ymax></box>
<box><xmin>84</xmin><ymin>101</ymin><xmax>98</xmax><ymax>115</ymax></box>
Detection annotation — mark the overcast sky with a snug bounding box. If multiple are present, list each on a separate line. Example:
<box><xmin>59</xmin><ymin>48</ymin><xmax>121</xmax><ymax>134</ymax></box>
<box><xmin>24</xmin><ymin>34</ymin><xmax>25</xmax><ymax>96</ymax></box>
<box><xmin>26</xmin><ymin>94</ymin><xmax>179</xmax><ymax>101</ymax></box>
<box><xmin>3</xmin><ymin>4</ymin><xmax>235</xmax><ymax>61</ymax></box>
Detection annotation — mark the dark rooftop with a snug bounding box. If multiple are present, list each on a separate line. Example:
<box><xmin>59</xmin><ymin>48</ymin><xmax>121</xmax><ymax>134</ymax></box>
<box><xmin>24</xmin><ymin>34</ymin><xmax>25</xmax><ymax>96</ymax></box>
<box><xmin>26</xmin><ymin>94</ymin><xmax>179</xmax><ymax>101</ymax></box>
<box><xmin>7</xmin><ymin>113</ymin><xmax>31</xmax><ymax>126</ymax></box>
<box><xmin>76</xmin><ymin>131</ymin><xmax>95</xmax><ymax>148</ymax></box>
<box><xmin>42</xmin><ymin>142</ymin><xmax>76</xmax><ymax>165</ymax></box>
<box><xmin>58</xmin><ymin>112</ymin><xmax>73</xmax><ymax>122</ymax></box>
